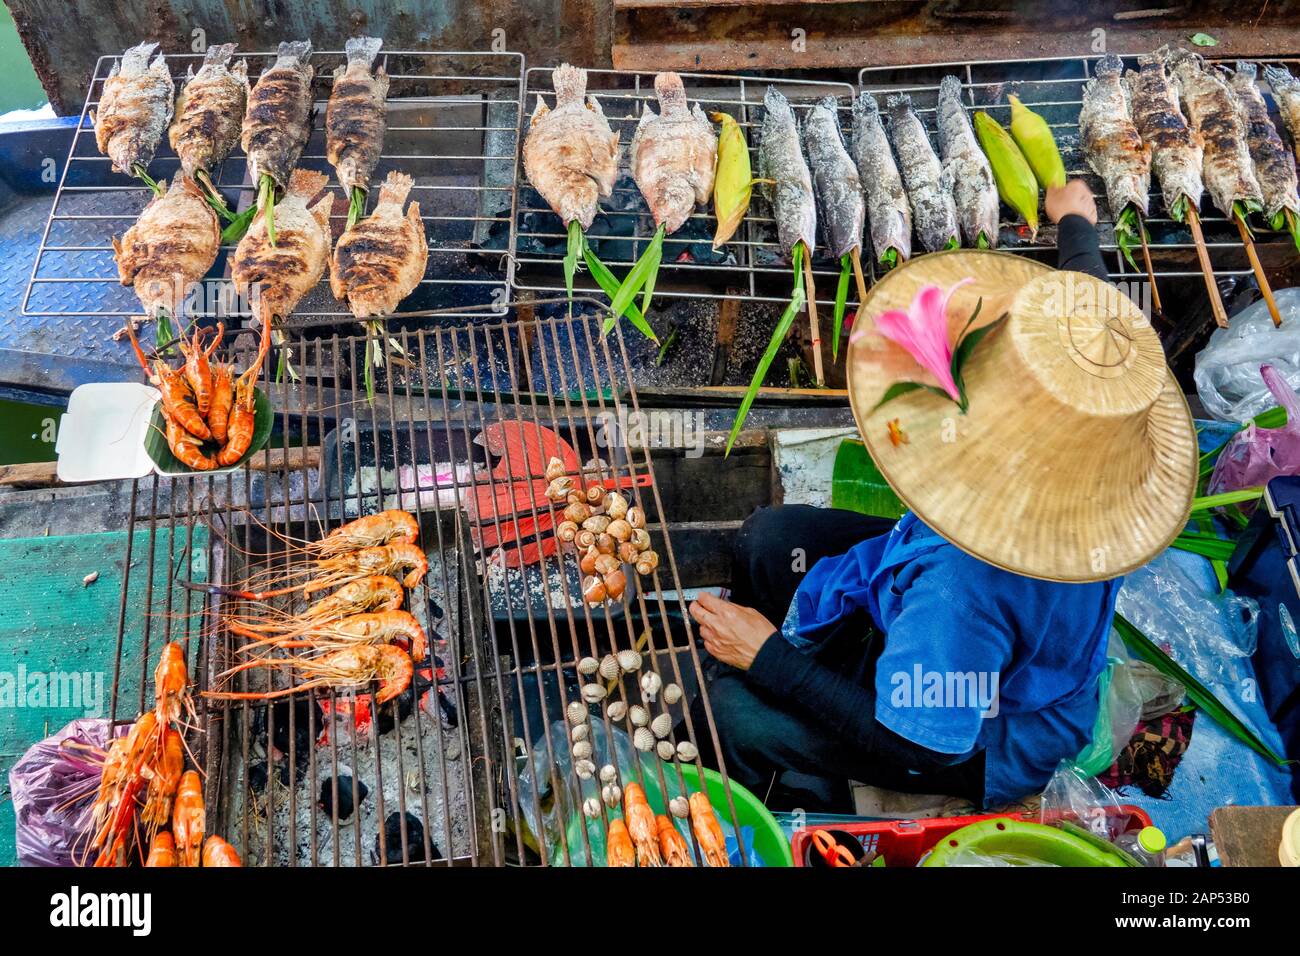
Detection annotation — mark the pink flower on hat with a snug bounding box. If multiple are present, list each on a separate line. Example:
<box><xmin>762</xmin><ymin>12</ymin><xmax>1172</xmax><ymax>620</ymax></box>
<box><xmin>871</xmin><ymin>279</ymin><xmax>972</xmax><ymax>402</ymax></box>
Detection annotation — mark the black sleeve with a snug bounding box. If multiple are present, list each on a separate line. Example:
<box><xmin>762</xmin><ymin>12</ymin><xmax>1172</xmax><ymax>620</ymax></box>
<box><xmin>1056</xmin><ymin>214</ymin><xmax>1111</xmax><ymax>282</ymax></box>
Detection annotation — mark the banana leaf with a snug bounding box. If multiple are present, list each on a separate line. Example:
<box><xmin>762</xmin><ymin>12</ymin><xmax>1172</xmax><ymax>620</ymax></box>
<box><xmin>1191</xmin><ymin>488</ymin><xmax>1264</xmax><ymax>512</ymax></box>
<box><xmin>832</xmin><ymin>254</ymin><xmax>851</xmax><ymax>361</ymax></box>
<box><xmin>831</xmin><ymin>438</ymin><xmax>905</xmax><ymax>519</ymax></box>
<box><xmin>1171</xmin><ymin>530</ymin><xmax>1236</xmax><ymax>562</ymax></box>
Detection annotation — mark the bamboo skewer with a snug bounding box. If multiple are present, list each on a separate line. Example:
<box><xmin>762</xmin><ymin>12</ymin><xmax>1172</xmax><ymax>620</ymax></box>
<box><xmin>1186</xmin><ymin>206</ymin><xmax>1230</xmax><ymax>329</ymax></box>
<box><xmin>1234</xmin><ymin>212</ymin><xmax>1282</xmax><ymax>327</ymax></box>
<box><xmin>848</xmin><ymin>247</ymin><xmax>871</xmax><ymax>314</ymax></box>
<box><xmin>801</xmin><ymin>243</ymin><xmax>825</xmax><ymax>387</ymax></box>
<box><xmin>1135</xmin><ymin>213</ymin><xmax>1165</xmax><ymax>325</ymax></box>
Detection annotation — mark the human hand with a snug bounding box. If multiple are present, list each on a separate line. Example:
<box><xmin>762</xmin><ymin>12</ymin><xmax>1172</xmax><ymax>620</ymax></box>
<box><xmin>1045</xmin><ymin>179</ymin><xmax>1098</xmax><ymax>225</ymax></box>
<box><xmin>688</xmin><ymin>591</ymin><xmax>775</xmax><ymax>670</ymax></box>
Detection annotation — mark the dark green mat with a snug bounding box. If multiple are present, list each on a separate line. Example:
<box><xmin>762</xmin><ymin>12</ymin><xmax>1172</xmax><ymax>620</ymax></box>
<box><xmin>0</xmin><ymin>526</ymin><xmax>207</xmax><ymax>865</ymax></box>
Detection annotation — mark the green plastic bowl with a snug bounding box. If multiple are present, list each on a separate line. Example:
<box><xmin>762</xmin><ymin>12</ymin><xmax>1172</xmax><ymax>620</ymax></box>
<box><xmin>922</xmin><ymin>818</ymin><xmax>1129</xmax><ymax>867</ymax></box>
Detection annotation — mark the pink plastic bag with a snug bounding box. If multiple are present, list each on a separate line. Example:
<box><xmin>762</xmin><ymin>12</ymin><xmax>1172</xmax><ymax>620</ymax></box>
<box><xmin>1208</xmin><ymin>364</ymin><xmax>1300</xmax><ymax>498</ymax></box>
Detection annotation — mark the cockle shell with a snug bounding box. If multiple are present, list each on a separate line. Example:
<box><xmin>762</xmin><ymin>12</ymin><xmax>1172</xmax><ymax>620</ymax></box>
<box><xmin>656</xmin><ymin>740</ymin><xmax>675</xmax><ymax>760</ymax></box>
<box><xmin>571</xmin><ymin>722</ymin><xmax>590</xmax><ymax>742</ymax></box>
<box><xmin>676</xmin><ymin>741</ymin><xmax>699</xmax><ymax>762</ymax></box>
<box><xmin>567</xmin><ymin>700</ymin><xmax>588</xmax><ymax>725</ymax></box>
<box><xmin>641</xmin><ymin>671</ymin><xmax>662</xmax><ymax>701</ymax></box>
<box><xmin>575</xmin><ymin>759</ymin><xmax>596</xmax><ymax>779</ymax></box>
<box><xmin>578</xmin><ymin>656</ymin><xmax>600</xmax><ymax>676</ymax></box>
<box><xmin>662</xmin><ymin>683</ymin><xmax>683</xmax><ymax>705</ymax></box>
<box><xmin>582</xmin><ymin>682</ymin><xmax>607</xmax><ymax>703</ymax></box>
<box><xmin>598</xmin><ymin>654</ymin><xmax>620</xmax><ymax>680</ymax></box>
<box><xmin>669</xmin><ymin>795</ymin><xmax>690</xmax><ymax>818</ymax></box>
<box><xmin>607</xmin><ymin>701</ymin><xmax>628</xmax><ymax>721</ymax></box>
<box><xmin>583</xmin><ymin>797</ymin><xmax>602</xmax><ymax>818</ymax></box>
<box><xmin>633</xmin><ymin>727</ymin><xmax>655</xmax><ymax>752</ymax></box>
<box><xmin>572</xmin><ymin>740</ymin><xmax>593</xmax><ymax>761</ymax></box>
<box><xmin>617</xmin><ymin>649</ymin><xmax>642</xmax><ymax>673</ymax></box>
<box><xmin>599</xmin><ymin>763</ymin><xmax>618</xmax><ymax>784</ymax></box>
<box><xmin>602</xmin><ymin>783</ymin><xmax>623</xmax><ymax>807</ymax></box>
<box><xmin>651</xmin><ymin>713</ymin><xmax>672</xmax><ymax>738</ymax></box>
<box><xmin>629</xmin><ymin>704</ymin><xmax>649</xmax><ymax>727</ymax></box>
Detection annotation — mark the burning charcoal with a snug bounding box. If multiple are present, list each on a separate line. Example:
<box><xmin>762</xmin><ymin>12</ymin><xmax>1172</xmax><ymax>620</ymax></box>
<box><xmin>247</xmin><ymin>760</ymin><xmax>269</xmax><ymax>794</ymax></box>
<box><xmin>254</xmin><ymin>696</ymin><xmax>323</xmax><ymax>777</ymax></box>
<box><xmin>378</xmin><ymin>811</ymin><xmax>442</xmax><ymax>864</ymax></box>
<box><xmin>319</xmin><ymin>774</ymin><xmax>368</xmax><ymax>821</ymax></box>
<box><xmin>374</xmin><ymin>687</ymin><xmax>415</xmax><ymax>736</ymax></box>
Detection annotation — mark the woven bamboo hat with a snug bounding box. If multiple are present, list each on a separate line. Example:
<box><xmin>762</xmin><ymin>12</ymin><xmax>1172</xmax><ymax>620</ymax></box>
<box><xmin>847</xmin><ymin>249</ymin><xmax>1197</xmax><ymax>583</ymax></box>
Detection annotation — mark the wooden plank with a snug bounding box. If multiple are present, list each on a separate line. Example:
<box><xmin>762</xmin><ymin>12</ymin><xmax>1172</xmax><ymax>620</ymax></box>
<box><xmin>1209</xmin><ymin>805</ymin><xmax>1298</xmax><ymax>867</ymax></box>
<box><xmin>0</xmin><ymin>446</ymin><xmax>323</xmax><ymax>490</ymax></box>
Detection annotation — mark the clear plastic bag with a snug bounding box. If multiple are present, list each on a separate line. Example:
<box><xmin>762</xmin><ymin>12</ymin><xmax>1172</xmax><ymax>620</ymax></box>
<box><xmin>1040</xmin><ymin>760</ymin><xmax>1128</xmax><ymax>842</ymax></box>
<box><xmin>1194</xmin><ymin>288</ymin><xmax>1300</xmax><ymax>422</ymax></box>
<box><xmin>938</xmin><ymin>847</ymin><xmax>1059</xmax><ymax>867</ymax></box>
<box><xmin>1208</xmin><ymin>364</ymin><xmax>1300</xmax><ymax>497</ymax></box>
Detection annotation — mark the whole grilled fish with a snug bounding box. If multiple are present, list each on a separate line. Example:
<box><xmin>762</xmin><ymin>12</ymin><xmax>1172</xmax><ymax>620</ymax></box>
<box><xmin>94</xmin><ymin>42</ymin><xmax>174</xmax><ymax>176</ymax></box>
<box><xmin>936</xmin><ymin>75</ymin><xmax>999</xmax><ymax>248</ymax></box>
<box><xmin>1262</xmin><ymin>64</ymin><xmax>1300</xmax><ymax>162</ymax></box>
<box><xmin>326</xmin><ymin>36</ymin><xmax>389</xmax><ymax>197</ymax></box>
<box><xmin>112</xmin><ymin>176</ymin><xmax>220</xmax><ymax>318</ymax></box>
<box><xmin>169</xmin><ymin>43</ymin><xmax>248</xmax><ymax>178</ymax></box>
<box><xmin>886</xmin><ymin>93</ymin><xmax>958</xmax><ymax>252</ymax></box>
<box><xmin>1079</xmin><ymin>54</ymin><xmax>1151</xmax><ymax>218</ymax></box>
<box><xmin>331</xmin><ymin>171</ymin><xmax>428</xmax><ymax>317</ymax></box>
<box><xmin>1170</xmin><ymin>50</ymin><xmax>1264</xmax><ymax>217</ymax></box>
<box><xmin>1124</xmin><ymin>48</ymin><xmax>1204</xmax><ymax>218</ymax></box>
<box><xmin>1227</xmin><ymin>62</ymin><xmax>1299</xmax><ymax>223</ymax></box>
<box><xmin>851</xmin><ymin>92</ymin><xmax>911</xmax><ymax>265</ymax></box>
<box><xmin>523</xmin><ymin>64</ymin><xmax>620</xmax><ymax>230</ymax></box>
<box><xmin>802</xmin><ymin>97</ymin><xmax>863</xmax><ymax>259</ymax></box>
<box><xmin>232</xmin><ymin>168</ymin><xmax>332</xmax><ymax>324</ymax></box>
<box><xmin>629</xmin><ymin>72</ymin><xmax>717</xmax><ymax>234</ymax></box>
<box><xmin>758</xmin><ymin>86</ymin><xmax>816</xmax><ymax>256</ymax></box>
<box><xmin>241</xmin><ymin>40</ymin><xmax>315</xmax><ymax>193</ymax></box>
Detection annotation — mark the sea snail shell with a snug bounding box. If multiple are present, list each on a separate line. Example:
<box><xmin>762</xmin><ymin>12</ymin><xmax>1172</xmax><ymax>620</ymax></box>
<box><xmin>557</xmin><ymin>520</ymin><xmax>579</xmax><ymax>543</ymax></box>
<box><xmin>545</xmin><ymin>456</ymin><xmax>568</xmax><ymax>482</ymax></box>
<box><xmin>582</xmin><ymin>575</ymin><xmax>607</xmax><ymax>605</ymax></box>
<box><xmin>627</xmin><ymin>506</ymin><xmax>646</xmax><ymax>529</ymax></box>
<box><xmin>603</xmin><ymin>492</ymin><xmax>628</xmax><ymax>520</ymax></box>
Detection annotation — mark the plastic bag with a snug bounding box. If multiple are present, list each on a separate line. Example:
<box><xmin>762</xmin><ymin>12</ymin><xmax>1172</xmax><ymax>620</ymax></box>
<box><xmin>1208</xmin><ymin>364</ymin><xmax>1300</xmax><ymax>496</ymax></box>
<box><xmin>1039</xmin><ymin>760</ymin><xmax>1128</xmax><ymax>842</ymax></box>
<box><xmin>937</xmin><ymin>847</ymin><xmax>1058</xmax><ymax>867</ymax></box>
<box><xmin>1194</xmin><ymin>288</ymin><xmax>1300</xmax><ymax>422</ymax></box>
<box><xmin>9</xmin><ymin>718</ymin><xmax>119</xmax><ymax>867</ymax></box>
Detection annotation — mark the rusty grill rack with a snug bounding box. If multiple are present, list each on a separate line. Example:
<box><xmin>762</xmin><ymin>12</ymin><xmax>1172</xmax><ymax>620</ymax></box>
<box><xmin>858</xmin><ymin>53</ymin><xmax>1300</xmax><ymax>284</ymax></box>
<box><xmin>511</xmin><ymin>68</ymin><xmax>857</xmax><ymax>308</ymax></box>
<box><xmin>107</xmin><ymin>307</ymin><xmax>748</xmax><ymax>866</ymax></box>
<box><xmin>22</xmin><ymin>48</ymin><xmax>524</xmax><ymax>325</ymax></box>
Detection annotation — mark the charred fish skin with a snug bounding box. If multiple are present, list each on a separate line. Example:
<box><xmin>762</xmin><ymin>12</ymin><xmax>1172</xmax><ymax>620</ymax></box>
<box><xmin>1079</xmin><ymin>54</ymin><xmax>1152</xmax><ymax>219</ymax></box>
<box><xmin>330</xmin><ymin>171</ymin><xmax>428</xmax><ymax>318</ymax></box>
<box><xmin>95</xmin><ymin>41</ymin><xmax>175</xmax><ymax>176</ymax></box>
<box><xmin>758</xmin><ymin>86</ymin><xmax>817</xmax><ymax>256</ymax></box>
<box><xmin>522</xmin><ymin>64</ymin><xmax>620</xmax><ymax>231</ymax></box>
<box><xmin>629</xmin><ymin>72</ymin><xmax>717</xmax><ymax>235</ymax></box>
<box><xmin>885</xmin><ymin>93</ymin><xmax>958</xmax><ymax>252</ymax></box>
<box><xmin>1262</xmin><ymin>64</ymin><xmax>1300</xmax><ymax>162</ymax></box>
<box><xmin>1124</xmin><ymin>48</ymin><xmax>1204</xmax><ymax>218</ymax></box>
<box><xmin>1228</xmin><ymin>61</ymin><xmax>1299</xmax><ymax>222</ymax></box>
<box><xmin>232</xmin><ymin>168</ymin><xmax>332</xmax><ymax>325</ymax></box>
<box><xmin>326</xmin><ymin>36</ymin><xmax>389</xmax><ymax>197</ymax></box>
<box><xmin>241</xmin><ymin>40</ymin><xmax>315</xmax><ymax>194</ymax></box>
<box><xmin>112</xmin><ymin>176</ymin><xmax>220</xmax><ymax>319</ymax></box>
<box><xmin>1170</xmin><ymin>49</ymin><xmax>1264</xmax><ymax>217</ymax></box>
<box><xmin>851</xmin><ymin>92</ymin><xmax>912</xmax><ymax>264</ymax></box>
<box><xmin>802</xmin><ymin>96</ymin><xmax>864</xmax><ymax>259</ymax></box>
<box><xmin>169</xmin><ymin>43</ymin><xmax>248</xmax><ymax>179</ymax></box>
<box><xmin>936</xmin><ymin>75</ymin><xmax>999</xmax><ymax>248</ymax></box>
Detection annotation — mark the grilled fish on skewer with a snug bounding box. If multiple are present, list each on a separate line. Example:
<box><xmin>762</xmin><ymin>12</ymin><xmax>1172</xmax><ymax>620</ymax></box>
<box><xmin>1080</xmin><ymin>54</ymin><xmax>1152</xmax><ymax>219</ymax></box>
<box><xmin>241</xmin><ymin>40</ymin><xmax>315</xmax><ymax>195</ymax></box>
<box><xmin>331</xmin><ymin>171</ymin><xmax>428</xmax><ymax>317</ymax></box>
<box><xmin>523</xmin><ymin>64</ymin><xmax>619</xmax><ymax>230</ymax></box>
<box><xmin>112</xmin><ymin>176</ymin><xmax>220</xmax><ymax>319</ymax></box>
<box><xmin>802</xmin><ymin>96</ymin><xmax>864</xmax><ymax>259</ymax></box>
<box><xmin>1125</xmin><ymin>49</ymin><xmax>1204</xmax><ymax>219</ymax></box>
<box><xmin>758</xmin><ymin>86</ymin><xmax>816</xmax><ymax>255</ymax></box>
<box><xmin>1170</xmin><ymin>50</ymin><xmax>1264</xmax><ymax>217</ymax></box>
<box><xmin>851</xmin><ymin>92</ymin><xmax>911</xmax><ymax>266</ymax></box>
<box><xmin>327</xmin><ymin>36</ymin><xmax>389</xmax><ymax>201</ymax></box>
<box><xmin>886</xmin><ymin>93</ymin><xmax>959</xmax><ymax>252</ymax></box>
<box><xmin>94</xmin><ymin>41</ymin><xmax>174</xmax><ymax>176</ymax></box>
<box><xmin>232</xmin><ymin>168</ymin><xmax>332</xmax><ymax>325</ymax></box>
<box><xmin>936</xmin><ymin>75</ymin><xmax>999</xmax><ymax>248</ymax></box>
<box><xmin>169</xmin><ymin>43</ymin><xmax>248</xmax><ymax>179</ymax></box>
<box><xmin>1227</xmin><ymin>62</ymin><xmax>1300</xmax><ymax>227</ymax></box>
<box><xmin>629</xmin><ymin>72</ymin><xmax>717</xmax><ymax>234</ymax></box>
<box><xmin>1262</xmin><ymin>64</ymin><xmax>1300</xmax><ymax>162</ymax></box>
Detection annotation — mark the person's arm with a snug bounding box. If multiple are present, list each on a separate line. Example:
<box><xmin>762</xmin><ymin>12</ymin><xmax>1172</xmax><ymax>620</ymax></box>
<box><xmin>1046</xmin><ymin>180</ymin><xmax>1110</xmax><ymax>282</ymax></box>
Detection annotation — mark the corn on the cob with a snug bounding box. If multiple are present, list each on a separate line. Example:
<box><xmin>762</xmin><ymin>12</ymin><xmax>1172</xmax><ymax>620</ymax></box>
<box><xmin>1007</xmin><ymin>95</ymin><xmax>1066</xmax><ymax>189</ymax></box>
<box><xmin>710</xmin><ymin>111</ymin><xmax>754</xmax><ymax>248</ymax></box>
<box><xmin>974</xmin><ymin>111</ymin><xmax>1040</xmax><ymax>236</ymax></box>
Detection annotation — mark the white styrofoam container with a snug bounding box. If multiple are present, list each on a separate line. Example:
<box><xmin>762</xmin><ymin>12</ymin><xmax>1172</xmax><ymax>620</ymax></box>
<box><xmin>56</xmin><ymin>382</ymin><xmax>160</xmax><ymax>482</ymax></box>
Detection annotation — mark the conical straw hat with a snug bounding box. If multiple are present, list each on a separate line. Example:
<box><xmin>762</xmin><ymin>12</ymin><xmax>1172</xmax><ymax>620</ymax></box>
<box><xmin>847</xmin><ymin>249</ymin><xmax>1197</xmax><ymax>583</ymax></box>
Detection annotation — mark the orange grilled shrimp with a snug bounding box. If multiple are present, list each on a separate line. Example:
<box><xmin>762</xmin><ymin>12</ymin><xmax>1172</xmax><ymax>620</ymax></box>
<box><xmin>688</xmin><ymin>792</ymin><xmax>729</xmax><ymax>867</ymax></box>
<box><xmin>202</xmin><ymin>835</ymin><xmax>243</xmax><ymax>867</ymax></box>
<box><xmin>181</xmin><ymin>322</ymin><xmax>223</xmax><ymax>416</ymax></box>
<box><xmin>314</xmin><ymin>510</ymin><xmax>420</xmax><ymax>556</ymax></box>
<box><xmin>622</xmin><ymin>782</ymin><xmax>663</xmax><ymax>866</ymax></box>
<box><xmin>173</xmin><ymin>769</ymin><xmax>205</xmax><ymax>866</ymax></box>
<box><xmin>224</xmin><ymin>574</ymin><xmax>405</xmax><ymax>640</ymax></box>
<box><xmin>657</xmin><ymin>814</ymin><xmax>693</xmax><ymax>867</ymax></box>
<box><xmin>88</xmin><ymin>711</ymin><xmax>161</xmax><ymax>865</ymax></box>
<box><xmin>142</xmin><ymin>724</ymin><xmax>184</xmax><ymax>836</ymax></box>
<box><xmin>208</xmin><ymin>363</ymin><xmax>234</xmax><ymax>444</ymax></box>
<box><xmin>232</xmin><ymin>608</ymin><xmax>428</xmax><ymax>661</ymax></box>
<box><xmin>126</xmin><ymin>317</ymin><xmax>211</xmax><ymax>440</ymax></box>
<box><xmin>145</xmin><ymin>831</ymin><xmax>177</xmax><ymax>867</ymax></box>
<box><xmin>309</xmin><ymin>542</ymin><xmax>428</xmax><ymax>593</ymax></box>
<box><xmin>162</xmin><ymin>405</ymin><xmax>217</xmax><ymax>470</ymax></box>
<box><xmin>203</xmin><ymin>644</ymin><xmax>414</xmax><ymax>705</ymax></box>
<box><xmin>154</xmin><ymin>640</ymin><xmax>193</xmax><ymax>727</ymax></box>
<box><xmin>216</xmin><ymin>319</ymin><xmax>272</xmax><ymax>466</ymax></box>
<box><xmin>606</xmin><ymin>818</ymin><xmax>636</xmax><ymax>867</ymax></box>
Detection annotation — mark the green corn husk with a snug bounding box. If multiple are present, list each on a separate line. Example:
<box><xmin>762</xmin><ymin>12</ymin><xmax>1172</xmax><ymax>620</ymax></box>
<box><xmin>974</xmin><ymin>111</ymin><xmax>1040</xmax><ymax>236</ymax></box>
<box><xmin>710</xmin><ymin>111</ymin><xmax>754</xmax><ymax>249</ymax></box>
<box><xmin>1007</xmin><ymin>94</ymin><xmax>1066</xmax><ymax>189</ymax></box>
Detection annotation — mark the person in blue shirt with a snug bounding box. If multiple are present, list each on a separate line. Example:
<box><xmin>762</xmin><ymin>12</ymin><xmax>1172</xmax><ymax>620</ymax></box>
<box><xmin>687</xmin><ymin>182</ymin><xmax>1199</xmax><ymax>809</ymax></box>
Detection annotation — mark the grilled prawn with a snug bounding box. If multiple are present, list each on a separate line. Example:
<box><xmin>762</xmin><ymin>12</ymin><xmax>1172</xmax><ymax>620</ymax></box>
<box><xmin>94</xmin><ymin>41</ymin><xmax>174</xmax><ymax>177</ymax></box>
<box><xmin>113</xmin><ymin>175</ymin><xmax>220</xmax><ymax>319</ymax></box>
<box><xmin>202</xmin><ymin>643</ymin><xmax>414</xmax><ymax>705</ymax></box>
<box><xmin>241</xmin><ymin>40</ymin><xmax>315</xmax><ymax>195</ymax></box>
<box><xmin>330</xmin><ymin>171</ymin><xmax>428</xmax><ymax>317</ymax></box>
<box><xmin>629</xmin><ymin>72</ymin><xmax>717</xmax><ymax>234</ymax></box>
<box><xmin>326</xmin><ymin>36</ymin><xmax>389</xmax><ymax>201</ymax></box>
<box><xmin>169</xmin><ymin>43</ymin><xmax>248</xmax><ymax>180</ymax></box>
<box><xmin>229</xmin><ymin>608</ymin><xmax>428</xmax><ymax>661</ymax></box>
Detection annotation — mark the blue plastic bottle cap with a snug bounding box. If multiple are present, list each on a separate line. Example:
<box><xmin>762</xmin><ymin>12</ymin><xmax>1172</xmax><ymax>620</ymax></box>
<box><xmin>1138</xmin><ymin>826</ymin><xmax>1166</xmax><ymax>854</ymax></box>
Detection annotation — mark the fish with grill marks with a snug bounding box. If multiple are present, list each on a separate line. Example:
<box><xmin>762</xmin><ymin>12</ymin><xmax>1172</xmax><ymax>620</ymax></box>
<box><xmin>1124</xmin><ymin>48</ymin><xmax>1204</xmax><ymax>218</ymax></box>
<box><xmin>241</xmin><ymin>40</ymin><xmax>315</xmax><ymax>194</ymax></box>
<box><xmin>802</xmin><ymin>96</ymin><xmax>863</xmax><ymax>259</ymax></box>
<box><xmin>758</xmin><ymin>86</ymin><xmax>816</xmax><ymax>256</ymax></box>
<box><xmin>886</xmin><ymin>93</ymin><xmax>958</xmax><ymax>252</ymax></box>
<box><xmin>629</xmin><ymin>72</ymin><xmax>717</xmax><ymax>235</ymax></box>
<box><xmin>936</xmin><ymin>75</ymin><xmax>999</xmax><ymax>248</ymax></box>
<box><xmin>523</xmin><ymin>64</ymin><xmax>620</xmax><ymax>230</ymax></box>
<box><xmin>1227</xmin><ymin>62</ymin><xmax>1299</xmax><ymax>225</ymax></box>
<box><xmin>94</xmin><ymin>42</ymin><xmax>174</xmax><ymax>176</ymax></box>
<box><xmin>1262</xmin><ymin>65</ymin><xmax>1300</xmax><ymax>163</ymax></box>
<box><xmin>851</xmin><ymin>92</ymin><xmax>911</xmax><ymax>265</ymax></box>
<box><xmin>232</xmin><ymin>168</ymin><xmax>332</xmax><ymax>324</ymax></box>
<box><xmin>1079</xmin><ymin>54</ymin><xmax>1151</xmax><ymax>218</ymax></box>
<box><xmin>1170</xmin><ymin>50</ymin><xmax>1264</xmax><ymax>217</ymax></box>
<box><xmin>326</xmin><ymin>36</ymin><xmax>389</xmax><ymax>198</ymax></box>
<box><xmin>331</xmin><ymin>171</ymin><xmax>428</xmax><ymax>317</ymax></box>
<box><xmin>169</xmin><ymin>43</ymin><xmax>248</xmax><ymax>179</ymax></box>
<box><xmin>112</xmin><ymin>176</ymin><xmax>220</xmax><ymax>318</ymax></box>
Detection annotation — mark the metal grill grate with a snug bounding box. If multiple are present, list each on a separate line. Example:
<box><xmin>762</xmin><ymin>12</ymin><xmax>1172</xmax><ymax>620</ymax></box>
<box><xmin>858</xmin><ymin>54</ymin><xmax>1300</xmax><ymax>282</ymax></box>
<box><xmin>511</xmin><ymin>68</ymin><xmax>857</xmax><ymax>308</ymax></box>
<box><xmin>110</xmin><ymin>308</ymin><xmax>747</xmax><ymax>867</ymax></box>
<box><xmin>22</xmin><ymin>49</ymin><xmax>524</xmax><ymax>326</ymax></box>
